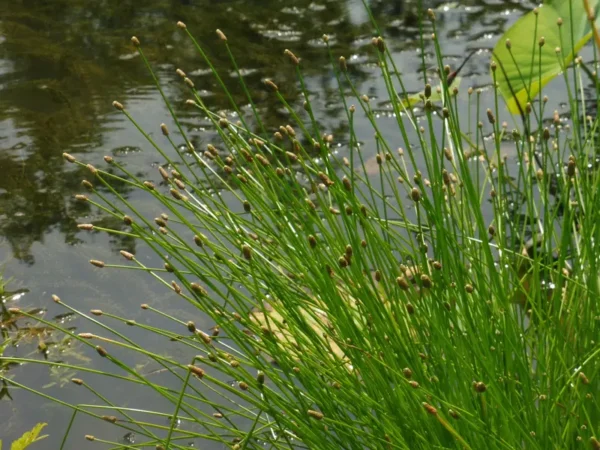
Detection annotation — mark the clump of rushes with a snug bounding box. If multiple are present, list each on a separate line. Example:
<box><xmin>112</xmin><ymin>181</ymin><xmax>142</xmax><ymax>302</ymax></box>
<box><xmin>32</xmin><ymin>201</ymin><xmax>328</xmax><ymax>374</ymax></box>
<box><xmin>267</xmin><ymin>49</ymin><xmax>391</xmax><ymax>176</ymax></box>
<box><xmin>3</xmin><ymin>3</ymin><xmax>599</xmax><ymax>450</ymax></box>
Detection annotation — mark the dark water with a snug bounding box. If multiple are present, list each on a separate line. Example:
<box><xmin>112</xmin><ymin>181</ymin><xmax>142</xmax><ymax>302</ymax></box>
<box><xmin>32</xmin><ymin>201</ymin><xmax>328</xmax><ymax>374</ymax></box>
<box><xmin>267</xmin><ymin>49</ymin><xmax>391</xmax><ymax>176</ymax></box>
<box><xmin>0</xmin><ymin>0</ymin><xmax>559</xmax><ymax>447</ymax></box>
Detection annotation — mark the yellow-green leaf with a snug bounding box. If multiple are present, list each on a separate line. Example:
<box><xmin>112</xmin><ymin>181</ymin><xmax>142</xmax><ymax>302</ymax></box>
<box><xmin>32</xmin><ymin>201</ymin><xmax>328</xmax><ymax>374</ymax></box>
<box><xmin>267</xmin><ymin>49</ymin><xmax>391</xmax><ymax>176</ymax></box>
<box><xmin>492</xmin><ymin>1</ymin><xmax>600</xmax><ymax>114</ymax></box>
<box><xmin>10</xmin><ymin>423</ymin><xmax>48</xmax><ymax>450</ymax></box>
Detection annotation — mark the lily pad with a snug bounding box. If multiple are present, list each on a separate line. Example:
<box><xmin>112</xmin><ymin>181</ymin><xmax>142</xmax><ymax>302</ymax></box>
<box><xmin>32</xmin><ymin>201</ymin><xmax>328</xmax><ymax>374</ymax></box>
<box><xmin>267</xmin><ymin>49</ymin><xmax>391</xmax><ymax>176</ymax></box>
<box><xmin>492</xmin><ymin>0</ymin><xmax>600</xmax><ymax>114</ymax></box>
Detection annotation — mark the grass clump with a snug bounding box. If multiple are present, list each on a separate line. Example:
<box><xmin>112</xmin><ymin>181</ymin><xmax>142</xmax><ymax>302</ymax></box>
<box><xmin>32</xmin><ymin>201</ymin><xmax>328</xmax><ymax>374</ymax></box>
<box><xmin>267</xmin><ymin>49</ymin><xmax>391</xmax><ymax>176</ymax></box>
<box><xmin>1</xmin><ymin>2</ymin><xmax>599</xmax><ymax>449</ymax></box>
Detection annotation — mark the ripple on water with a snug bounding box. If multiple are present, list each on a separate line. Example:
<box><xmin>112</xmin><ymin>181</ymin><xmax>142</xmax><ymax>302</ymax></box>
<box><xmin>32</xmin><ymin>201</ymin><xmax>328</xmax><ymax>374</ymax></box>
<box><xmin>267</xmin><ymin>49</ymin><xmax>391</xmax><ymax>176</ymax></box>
<box><xmin>111</xmin><ymin>146</ymin><xmax>143</xmax><ymax>156</ymax></box>
<box><xmin>118</xmin><ymin>52</ymin><xmax>139</xmax><ymax>61</ymax></box>
<box><xmin>259</xmin><ymin>29</ymin><xmax>303</xmax><ymax>42</ymax></box>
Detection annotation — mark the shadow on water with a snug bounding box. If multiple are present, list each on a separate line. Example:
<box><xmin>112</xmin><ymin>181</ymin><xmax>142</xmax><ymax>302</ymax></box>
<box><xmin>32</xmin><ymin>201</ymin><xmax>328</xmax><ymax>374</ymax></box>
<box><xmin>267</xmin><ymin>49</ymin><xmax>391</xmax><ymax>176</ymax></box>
<box><xmin>0</xmin><ymin>0</ymin><xmax>552</xmax><ymax>446</ymax></box>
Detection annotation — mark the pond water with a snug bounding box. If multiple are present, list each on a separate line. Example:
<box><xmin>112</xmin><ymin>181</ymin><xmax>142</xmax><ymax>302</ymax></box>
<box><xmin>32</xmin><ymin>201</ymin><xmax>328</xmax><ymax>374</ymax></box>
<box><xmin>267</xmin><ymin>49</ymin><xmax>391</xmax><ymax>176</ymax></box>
<box><xmin>0</xmin><ymin>0</ymin><xmax>567</xmax><ymax>447</ymax></box>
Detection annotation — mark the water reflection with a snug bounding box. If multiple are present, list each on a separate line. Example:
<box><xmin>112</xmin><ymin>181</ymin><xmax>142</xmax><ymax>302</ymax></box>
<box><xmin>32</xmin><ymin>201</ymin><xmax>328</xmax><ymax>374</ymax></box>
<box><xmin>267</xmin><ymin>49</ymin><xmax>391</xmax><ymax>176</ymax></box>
<box><xmin>0</xmin><ymin>0</ymin><xmax>534</xmax><ymax>264</ymax></box>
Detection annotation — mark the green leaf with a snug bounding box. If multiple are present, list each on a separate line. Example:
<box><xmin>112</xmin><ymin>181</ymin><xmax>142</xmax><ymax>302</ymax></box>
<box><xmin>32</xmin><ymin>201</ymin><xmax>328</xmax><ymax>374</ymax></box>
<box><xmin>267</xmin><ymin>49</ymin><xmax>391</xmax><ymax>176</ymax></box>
<box><xmin>492</xmin><ymin>0</ymin><xmax>600</xmax><ymax>114</ymax></box>
<box><xmin>10</xmin><ymin>423</ymin><xmax>48</xmax><ymax>450</ymax></box>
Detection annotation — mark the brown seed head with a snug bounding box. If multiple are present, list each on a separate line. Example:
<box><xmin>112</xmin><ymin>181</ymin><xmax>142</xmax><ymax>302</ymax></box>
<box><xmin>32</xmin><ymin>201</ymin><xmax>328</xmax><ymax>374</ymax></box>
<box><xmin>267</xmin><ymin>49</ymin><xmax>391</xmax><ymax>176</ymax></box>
<box><xmin>422</xmin><ymin>402</ymin><xmax>438</xmax><ymax>415</ymax></box>
<box><xmin>567</xmin><ymin>159</ymin><xmax>576</xmax><ymax>177</ymax></box>
<box><xmin>474</xmin><ymin>381</ymin><xmax>487</xmax><ymax>393</ymax></box>
<box><xmin>78</xmin><ymin>223</ymin><xmax>94</xmax><ymax>231</ymax></box>
<box><xmin>96</xmin><ymin>345</ymin><xmax>108</xmax><ymax>357</ymax></box>
<box><xmin>158</xmin><ymin>166</ymin><xmax>169</xmax><ymax>181</ymax></box>
<box><xmin>82</xmin><ymin>179</ymin><xmax>94</xmax><ymax>190</ymax></box>
<box><xmin>112</xmin><ymin>101</ymin><xmax>124</xmax><ymax>111</ymax></box>
<box><xmin>63</xmin><ymin>152</ymin><xmax>76</xmax><ymax>163</ymax></box>
<box><xmin>536</xmin><ymin>169</ymin><xmax>544</xmax><ymax>181</ymax></box>
<box><xmin>190</xmin><ymin>283</ymin><xmax>208</xmax><ymax>296</ymax></box>
<box><xmin>285</xmin><ymin>124</ymin><xmax>296</xmax><ymax>137</ymax></box>
<box><xmin>307</xmin><ymin>410</ymin><xmax>324</xmax><ymax>420</ymax></box>
<box><xmin>159</xmin><ymin>123</ymin><xmax>169</xmax><ymax>136</ymax></box>
<box><xmin>90</xmin><ymin>309</ymin><xmax>103</xmax><ymax>316</ymax></box>
<box><xmin>242</xmin><ymin>244</ymin><xmax>252</xmax><ymax>260</ymax></box>
<box><xmin>188</xmin><ymin>364</ymin><xmax>205</xmax><ymax>378</ymax></box>
<box><xmin>424</xmin><ymin>84</ymin><xmax>432</xmax><ymax>99</ymax></box>
<box><xmin>284</xmin><ymin>49</ymin><xmax>300</xmax><ymax>65</ymax></box>
<box><xmin>71</xmin><ymin>378</ymin><xmax>84</xmax><ymax>385</ymax></box>
<box><xmin>216</xmin><ymin>29</ymin><xmax>227</xmax><ymax>41</ymax></box>
<box><xmin>194</xmin><ymin>234</ymin><xmax>205</xmax><ymax>247</ymax></box>
<box><xmin>170</xmin><ymin>189</ymin><xmax>183</xmax><ymax>200</ymax></box>
<box><xmin>90</xmin><ymin>260</ymin><xmax>105</xmax><ymax>268</ymax></box>
<box><xmin>177</xmin><ymin>21</ymin><xmax>187</xmax><ymax>29</ymax></box>
<box><xmin>396</xmin><ymin>276</ymin><xmax>410</xmax><ymax>290</ymax></box>
<box><xmin>411</xmin><ymin>187</ymin><xmax>421</xmax><ymax>202</ymax></box>
<box><xmin>339</xmin><ymin>56</ymin><xmax>347</xmax><ymax>72</ymax></box>
<box><xmin>264</xmin><ymin>79</ymin><xmax>278</xmax><ymax>92</ymax></box>
<box><xmin>174</xmin><ymin>178</ymin><xmax>185</xmax><ymax>190</ymax></box>
<box><xmin>131</xmin><ymin>36</ymin><xmax>140</xmax><ymax>47</ymax></box>
<box><xmin>184</xmin><ymin>77</ymin><xmax>195</xmax><ymax>88</ymax></box>
<box><xmin>171</xmin><ymin>281</ymin><xmax>182</xmax><ymax>294</ymax></box>
<box><xmin>342</xmin><ymin>176</ymin><xmax>352</xmax><ymax>192</ymax></box>
<box><xmin>420</xmin><ymin>274</ymin><xmax>432</xmax><ymax>289</ymax></box>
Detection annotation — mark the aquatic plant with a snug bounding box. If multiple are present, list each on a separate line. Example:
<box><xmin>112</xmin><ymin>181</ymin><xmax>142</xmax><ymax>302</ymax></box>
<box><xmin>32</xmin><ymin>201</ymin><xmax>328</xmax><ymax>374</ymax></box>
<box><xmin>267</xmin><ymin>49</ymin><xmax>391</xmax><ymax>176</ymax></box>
<box><xmin>1</xmin><ymin>1</ymin><xmax>599</xmax><ymax>448</ymax></box>
<box><xmin>0</xmin><ymin>423</ymin><xmax>48</xmax><ymax>449</ymax></box>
